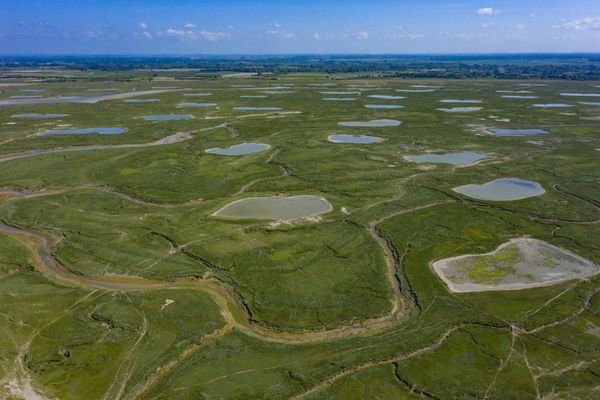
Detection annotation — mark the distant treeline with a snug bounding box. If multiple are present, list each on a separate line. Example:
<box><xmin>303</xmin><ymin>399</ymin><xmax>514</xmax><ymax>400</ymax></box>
<box><xmin>2</xmin><ymin>54</ymin><xmax>600</xmax><ymax>80</ymax></box>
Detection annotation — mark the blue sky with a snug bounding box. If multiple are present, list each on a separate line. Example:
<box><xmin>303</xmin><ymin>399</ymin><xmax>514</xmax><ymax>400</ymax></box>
<box><xmin>1</xmin><ymin>0</ymin><xmax>599</xmax><ymax>54</ymax></box>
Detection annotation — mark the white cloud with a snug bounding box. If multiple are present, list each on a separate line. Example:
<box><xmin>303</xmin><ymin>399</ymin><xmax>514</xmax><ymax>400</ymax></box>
<box><xmin>82</xmin><ymin>30</ymin><xmax>101</xmax><ymax>39</ymax></box>
<box><xmin>563</xmin><ymin>17</ymin><xmax>600</xmax><ymax>30</ymax></box>
<box><xmin>312</xmin><ymin>32</ymin><xmax>321</xmax><ymax>40</ymax></box>
<box><xmin>199</xmin><ymin>30</ymin><xmax>232</xmax><ymax>42</ymax></box>
<box><xmin>482</xmin><ymin>22</ymin><xmax>494</xmax><ymax>29</ymax></box>
<box><xmin>158</xmin><ymin>27</ymin><xmax>231</xmax><ymax>42</ymax></box>
<box><xmin>138</xmin><ymin>22</ymin><xmax>148</xmax><ymax>29</ymax></box>
<box><xmin>184</xmin><ymin>22</ymin><xmax>196</xmax><ymax>29</ymax></box>
<box><xmin>516</xmin><ymin>23</ymin><xmax>527</xmax><ymax>30</ymax></box>
<box><xmin>392</xmin><ymin>33</ymin><xmax>425</xmax><ymax>40</ymax></box>
<box><xmin>142</xmin><ymin>31</ymin><xmax>153</xmax><ymax>39</ymax></box>
<box><xmin>226</xmin><ymin>25</ymin><xmax>235</xmax><ymax>30</ymax></box>
<box><xmin>352</xmin><ymin>31</ymin><xmax>369</xmax><ymax>40</ymax></box>
<box><xmin>264</xmin><ymin>23</ymin><xmax>296</xmax><ymax>40</ymax></box>
<box><xmin>159</xmin><ymin>28</ymin><xmax>198</xmax><ymax>41</ymax></box>
<box><xmin>477</xmin><ymin>7</ymin><xmax>498</xmax><ymax>16</ymax></box>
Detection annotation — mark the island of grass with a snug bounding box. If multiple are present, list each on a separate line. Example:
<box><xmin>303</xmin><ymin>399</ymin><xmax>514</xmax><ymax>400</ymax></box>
<box><xmin>432</xmin><ymin>238</ymin><xmax>599</xmax><ymax>292</ymax></box>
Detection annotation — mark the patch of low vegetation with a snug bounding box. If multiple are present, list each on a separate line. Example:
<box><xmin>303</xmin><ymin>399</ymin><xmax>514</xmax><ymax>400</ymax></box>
<box><xmin>0</xmin><ymin>71</ymin><xmax>599</xmax><ymax>399</ymax></box>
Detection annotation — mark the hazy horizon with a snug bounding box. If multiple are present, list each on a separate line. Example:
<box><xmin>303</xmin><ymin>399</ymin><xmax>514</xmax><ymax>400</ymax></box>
<box><xmin>1</xmin><ymin>0</ymin><xmax>600</xmax><ymax>55</ymax></box>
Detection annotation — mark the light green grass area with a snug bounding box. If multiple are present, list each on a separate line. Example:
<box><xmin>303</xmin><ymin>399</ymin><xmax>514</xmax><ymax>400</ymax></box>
<box><xmin>459</xmin><ymin>246</ymin><xmax>521</xmax><ymax>284</ymax></box>
<box><xmin>0</xmin><ymin>73</ymin><xmax>599</xmax><ymax>399</ymax></box>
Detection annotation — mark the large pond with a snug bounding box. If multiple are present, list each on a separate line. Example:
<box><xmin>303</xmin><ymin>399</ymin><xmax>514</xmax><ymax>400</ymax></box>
<box><xmin>405</xmin><ymin>152</ymin><xmax>487</xmax><ymax>165</ymax></box>
<box><xmin>533</xmin><ymin>103</ymin><xmax>573</xmax><ymax>108</ymax></box>
<box><xmin>322</xmin><ymin>98</ymin><xmax>356</xmax><ymax>101</ymax></box>
<box><xmin>233</xmin><ymin>106</ymin><xmax>282</xmax><ymax>111</ymax></box>
<box><xmin>144</xmin><ymin>115</ymin><xmax>194</xmax><ymax>121</ymax></box>
<box><xmin>432</xmin><ymin>238</ymin><xmax>599</xmax><ymax>293</ymax></box>
<box><xmin>437</xmin><ymin>107</ymin><xmax>482</xmax><ymax>112</ymax></box>
<box><xmin>368</xmin><ymin>95</ymin><xmax>406</xmax><ymax>99</ymax></box>
<box><xmin>124</xmin><ymin>99</ymin><xmax>160</xmax><ymax>103</ymax></box>
<box><xmin>213</xmin><ymin>195</ymin><xmax>333</xmax><ymax>221</ymax></box>
<box><xmin>12</xmin><ymin>113</ymin><xmax>67</xmax><ymax>118</ymax></box>
<box><xmin>579</xmin><ymin>102</ymin><xmax>600</xmax><ymax>106</ymax></box>
<box><xmin>43</xmin><ymin>127</ymin><xmax>126</xmax><ymax>135</ymax></box>
<box><xmin>19</xmin><ymin>88</ymin><xmax>46</xmax><ymax>93</ymax></box>
<box><xmin>177</xmin><ymin>102</ymin><xmax>217</xmax><ymax>107</ymax></box>
<box><xmin>328</xmin><ymin>134</ymin><xmax>383</xmax><ymax>144</ymax></box>
<box><xmin>205</xmin><ymin>143</ymin><xmax>270</xmax><ymax>155</ymax></box>
<box><xmin>490</xmin><ymin>128</ymin><xmax>548</xmax><ymax>135</ymax></box>
<box><xmin>365</xmin><ymin>104</ymin><xmax>404</xmax><ymax>109</ymax></box>
<box><xmin>440</xmin><ymin>99</ymin><xmax>482</xmax><ymax>104</ymax></box>
<box><xmin>453</xmin><ymin>178</ymin><xmax>545</xmax><ymax>201</ymax></box>
<box><xmin>240</xmin><ymin>95</ymin><xmax>268</xmax><ymax>98</ymax></box>
<box><xmin>338</xmin><ymin>119</ymin><xmax>401</xmax><ymax>127</ymax></box>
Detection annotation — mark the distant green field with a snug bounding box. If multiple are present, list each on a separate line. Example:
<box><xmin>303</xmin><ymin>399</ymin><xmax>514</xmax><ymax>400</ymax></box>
<box><xmin>0</xmin><ymin>72</ymin><xmax>599</xmax><ymax>399</ymax></box>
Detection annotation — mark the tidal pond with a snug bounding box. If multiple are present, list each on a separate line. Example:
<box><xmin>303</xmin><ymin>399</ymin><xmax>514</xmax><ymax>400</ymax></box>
<box><xmin>502</xmin><ymin>95</ymin><xmax>539</xmax><ymax>99</ymax></box>
<box><xmin>322</xmin><ymin>98</ymin><xmax>356</xmax><ymax>101</ymax></box>
<box><xmin>405</xmin><ymin>152</ymin><xmax>486</xmax><ymax>165</ymax></box>
<box><xmin>453</xmin><ymin>178</ymin><xmax>545</xmax><ymax>201</ymax></box>
<box><xmin>437</xmin><ymin>107</ymin><xmax>482</xmax><ymax>112</ymax></box>
<box><xmin>365</xmin><ymin>104</ymin><xmax>403</xmax><ymax>109</ymax></box>
<box><xmin>143</xmin><ymin>115</ymin><xmax>194</xmax><ymax>121</ymax></box>
<box><xmin>579</xmin><ymin>102</ymin><xmax>600</xmax><ymax>106</ymax></box>
<box><xmin>338</xmin><ymin>119</ymin><xmax>401</xmax><ymax>127</ymax></box>
<box><xmin>439</xmin><ymin>99</ymin><xmax>482</xmax><ymax>104</ymax></box>
<box><xmin>328</xmin><ymin>134</ymin><xmax>383</xmax><ymax>143</ymax></box>
<box><xmin>233</xmin><ymin>106</ymin><xmax>282</xmax><ymax>111</ymax></box>
<box><xmin>533</xmin><ymin>103</ymin><xmax>573</xmax><ymax>108</ymax></box>
<box><xmin>177</xmin><ymin>103</ymin><xmax>217</xmax><ymax>107</ymax></box>
<box><xmin>43</xmin><ymin>127</ymin><xmax>126</xmax><ymax>135</ymax></box>
<box><xmin>368</xmin><ymin>95</ymin><xmax>405</xmax><ymax>99</ymax></box>
<box><xmin>213</xmin><ymin>195</ymin><xmax>333</xmax><ymax>221</ymax></box>
<box><xmin>205</xmin><ymin>143</ymin><xmax>270</xmax><ymax>155</ymax></box>
<box><xmin>12</xmin><ymin>113</ymin><xmax>67</xmax><ymax>118</ymax></box>
<box><xmin>396</xmin><ymin>89</ymin><xmax>436</xmax><ymax>93</ymax></box>
<box><xmin>10</xmin><ymin>95</ymin><xmax>43</xmax><ymax>99</ymax></box>
<box><xmin>560</xmin><ymin>93</ymin><xmax>600</xmax><ymax>97</ymax></box>
<box><xmin>490</xmin><ymin>128</ymin><xmax>548</xmax><ymax>135</ymax></box>
<box><xmin>124</xmin><ymin>99</ymin><xmax>160</xmax><ymax>103</ymax></box>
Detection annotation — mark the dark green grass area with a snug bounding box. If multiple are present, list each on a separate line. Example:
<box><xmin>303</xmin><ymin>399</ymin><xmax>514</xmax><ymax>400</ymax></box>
<box><xmin>0</xmin><ymin>75</ymin><xmax>599</xmax><ymax>399</ymax></box>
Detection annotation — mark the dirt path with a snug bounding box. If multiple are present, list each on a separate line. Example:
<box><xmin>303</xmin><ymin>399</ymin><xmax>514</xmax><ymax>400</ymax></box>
<box><xmin>289</xmin><ymin>324</ymin><xmax>463</xmax><ymax>399</ymax></box>
<box><xmin>0</xmin><ymin>124</ymin><xmax>225</xmax><ymax>164</ymax></box>
<box><xmin>129</xmin><ymin>324</ymin><xmax>234</xmax><ymax>400</ymax></box>
<box><xmin>0</xmin><ymin>201</ymin><xmax>450</xmax><ymax>344</ymax></box>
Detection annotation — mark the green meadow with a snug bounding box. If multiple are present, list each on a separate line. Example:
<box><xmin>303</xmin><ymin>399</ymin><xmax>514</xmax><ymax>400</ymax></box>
<box><xmin>0</xmin><ymin>73</ymin><xmax>599</xmax><ymax>399</ymax></box>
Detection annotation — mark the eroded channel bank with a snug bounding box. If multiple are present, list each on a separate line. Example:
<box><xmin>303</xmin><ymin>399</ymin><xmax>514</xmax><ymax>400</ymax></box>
<box><xmin>0</xmin><ymin>195</ymin><xmax>421</xmax><ymax>344</ymax></box>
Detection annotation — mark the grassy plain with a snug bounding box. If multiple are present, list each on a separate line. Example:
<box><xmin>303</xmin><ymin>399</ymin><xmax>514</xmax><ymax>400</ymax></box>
<box><xmin>0</xmin><ymin>72</ymin><xmax>599</xmax><ymax>399</ymax></box>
